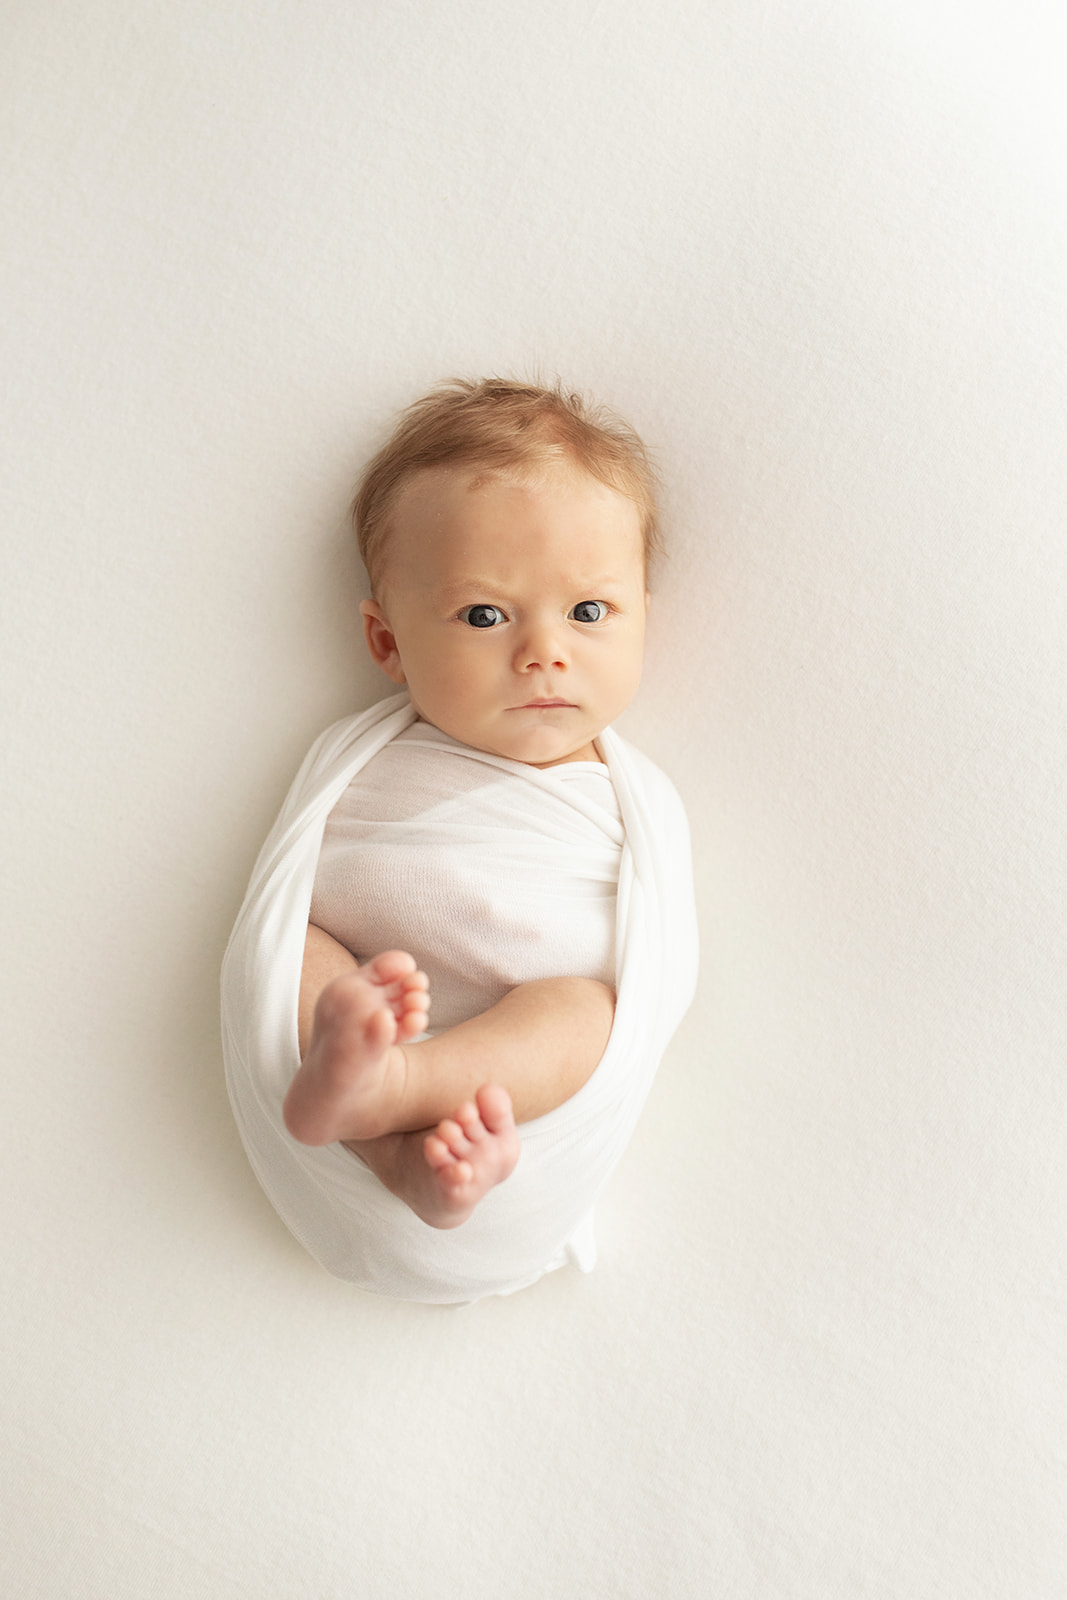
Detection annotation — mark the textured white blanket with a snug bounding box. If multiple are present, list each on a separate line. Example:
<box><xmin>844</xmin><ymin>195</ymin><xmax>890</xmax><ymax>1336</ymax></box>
<box><xmin>221</xmin><ymin>692</ymin><xmax>698</xmax><ymax>1303</ymax></box>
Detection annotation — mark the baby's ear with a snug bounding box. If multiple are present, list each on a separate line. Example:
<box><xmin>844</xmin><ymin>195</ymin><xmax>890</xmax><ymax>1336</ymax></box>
<box><xmin>360</xmin><ymin>599</ymin><xmax>406</xmax><ymax>684</ymax></box>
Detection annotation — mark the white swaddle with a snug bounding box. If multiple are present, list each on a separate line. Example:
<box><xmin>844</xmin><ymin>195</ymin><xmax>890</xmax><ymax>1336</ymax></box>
<box><xmin>221</xmin><ymin>691</ymin><xmax>697</xmax><ymax>1304</ymax></box>
<box><xmin>310</xmin><ymin>719</ymin><xmax>622</xmax><ymax>1029</ymax></box>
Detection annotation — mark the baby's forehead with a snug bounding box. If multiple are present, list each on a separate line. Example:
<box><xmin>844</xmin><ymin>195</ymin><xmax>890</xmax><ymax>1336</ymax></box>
<box><xmin>391</xmin><ymin>458</ymin><xmax>640</xmax><ymax>530</ymax></box>
<box><xmin>374</xmin><ymin>459</ymin><xmax>646</xmax><ymax>603</ymax></box>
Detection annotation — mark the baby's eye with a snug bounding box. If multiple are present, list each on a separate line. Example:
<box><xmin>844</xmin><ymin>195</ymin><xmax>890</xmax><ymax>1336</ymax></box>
<box><xmin>569</xmin><ymin>600</ymin><xmax>608</xmax><ymax>624</ymax></box>
<box><xmin>460</xmin><ymin>604</ymin><xmax>507</xmax><ymax>629</ymax></box>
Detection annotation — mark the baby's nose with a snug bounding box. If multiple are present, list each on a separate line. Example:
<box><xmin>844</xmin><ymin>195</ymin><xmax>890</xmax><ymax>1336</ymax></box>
<box><xmin>515</xmin><ymin>618</ymin><xmax>568</xmax><ymax>671</ymax></box>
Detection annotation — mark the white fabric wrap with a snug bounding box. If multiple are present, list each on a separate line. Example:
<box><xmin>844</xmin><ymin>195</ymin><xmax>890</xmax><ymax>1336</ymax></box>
<box><xmin>221</xmin><ymin>691</ymin><xmax>698</xmax><ymax>1304</ymax></box>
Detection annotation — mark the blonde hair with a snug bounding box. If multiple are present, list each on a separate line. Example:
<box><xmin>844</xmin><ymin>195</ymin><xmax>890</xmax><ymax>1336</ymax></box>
<box><xmin>352</xmin><ymin>377</ymin><xmax>660</xmax><ymax>594</ymax></box>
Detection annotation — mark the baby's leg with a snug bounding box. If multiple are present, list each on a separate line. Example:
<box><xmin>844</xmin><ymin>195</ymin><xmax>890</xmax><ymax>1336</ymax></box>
<box><xmin>287</xmin><ymin>944</ymin><xmax>615</xmax><ymax>1144</ymax></box>
<box><xmin>402</xmin><ymin>976</ymin><xmax>616</xmax><ymax>1128</ymax></box>
<box><xmin>285</xmin><ymin>924</ymin><xmax>614</xmax><ymax>1228</ymax></box>
<box><xmin>348</xmin><ymin>1085</ymin><xmax>520</xmax><ymax>1229</ymax></box>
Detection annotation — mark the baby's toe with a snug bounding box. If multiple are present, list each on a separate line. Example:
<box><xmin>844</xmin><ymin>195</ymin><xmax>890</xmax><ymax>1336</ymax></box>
<box><xmin>475</xmin><ymin>1084</ymin><xmax>515</xmax><ymax>1135</ymax></box>
<box><xmin>423</xmin><ymin>1133</ymin><xmax>449</xmax><ymax>1169</ymax></box>
<box><xmin>367</xmin><ymin>950</ymin><xmax>418</xmax><ymax>985</ymax></box>
<box><xmin>396</xmin><ymin>1011</ymin><xmax>428</xmax><ymax>1044</ymax></box>
<box><xmin>435</xmin><ymin>1118</ymin><xmax>472</xmax><ymax>1159</ymax></box>
<box><xmin>453</xmin><ymin>1102</ymin><xmax>487</xmax><ymax>1142</ymax></box>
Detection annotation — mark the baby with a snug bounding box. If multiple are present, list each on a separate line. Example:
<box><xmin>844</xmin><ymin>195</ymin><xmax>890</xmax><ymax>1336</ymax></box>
<box><xmin>222</xmin><ymin>379</ymin><xmax>697</xmax><ymax>1302</ymax></box>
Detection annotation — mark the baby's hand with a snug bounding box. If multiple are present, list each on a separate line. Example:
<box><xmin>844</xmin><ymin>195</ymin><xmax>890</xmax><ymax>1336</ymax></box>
<box><xmin>357</xmin><ymin>950</ymin><xmax>430</xmax><ymax>1042</ymax></box>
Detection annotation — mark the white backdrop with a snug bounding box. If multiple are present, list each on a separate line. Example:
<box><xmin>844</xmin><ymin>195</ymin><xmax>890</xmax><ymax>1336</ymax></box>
<box><xmin>2</xmin><ymin>2</ymin><xmax>1065</xmax><ymax>1595</ymax></box>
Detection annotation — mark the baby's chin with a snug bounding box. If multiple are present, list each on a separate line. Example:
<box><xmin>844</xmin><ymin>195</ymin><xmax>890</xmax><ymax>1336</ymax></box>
<box><xmin>408</xmin><ymin>698</ymin><xmax>602</xmax><ymax>766</ymax></box>
<box><xmin>488</xmin><ymin>730</ymin><xmax>603</xmax><ymax>769</ymax></box>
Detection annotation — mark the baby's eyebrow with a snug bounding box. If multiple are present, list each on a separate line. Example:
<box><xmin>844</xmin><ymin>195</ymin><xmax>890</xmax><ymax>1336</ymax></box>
<box><xmin>434</xmin><ymin>578</ymin><xmax>511</xmax><ymax>604</ymax></box>
<box><xmin>432</xmin><ymin>574</ymin><xmax>630</xmax><ymax>606</ymax></box>
<box><xmin>574</xmin><ymin>575</ymin><xmax>628</xmax><ymax>594</ymax></box>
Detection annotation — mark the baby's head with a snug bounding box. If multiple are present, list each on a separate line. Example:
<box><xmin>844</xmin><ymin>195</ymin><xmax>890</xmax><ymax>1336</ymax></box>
<box><xmin>352</xmin><ymin>379</ymin><xmax>660</xmax><ymax>768</ymax></box>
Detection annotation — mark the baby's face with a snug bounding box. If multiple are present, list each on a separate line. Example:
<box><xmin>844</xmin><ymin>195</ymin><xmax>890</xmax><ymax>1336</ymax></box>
<box><xmin>361</xmin><ymin>464</ymin><xmax>648</xmax><ymax>767</ymax></box>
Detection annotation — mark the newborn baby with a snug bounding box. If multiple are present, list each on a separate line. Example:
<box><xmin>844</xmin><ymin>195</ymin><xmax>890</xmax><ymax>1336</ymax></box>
<box><xmin>222</xmin><ymin>379</ymin><xmax>697</xmax><ymax>1302</ymax></box>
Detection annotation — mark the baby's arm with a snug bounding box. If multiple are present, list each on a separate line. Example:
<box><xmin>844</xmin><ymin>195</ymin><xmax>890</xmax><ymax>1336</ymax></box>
<box><xmin>288</xmin><ymin>924</ymin><xmax>615</xmax><ymax>1142</ymax></box>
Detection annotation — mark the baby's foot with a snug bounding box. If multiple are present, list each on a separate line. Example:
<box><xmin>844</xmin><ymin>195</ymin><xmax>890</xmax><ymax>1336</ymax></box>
<box><xmin>419</xmin><ymin>1085</ymin><xmax>520</xmax><ymax>1228</ymax></box>
<box><xmin>283</xmin><ymin>952</ymin><xmax>429</xmax><ymax>1145</ymax></box>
